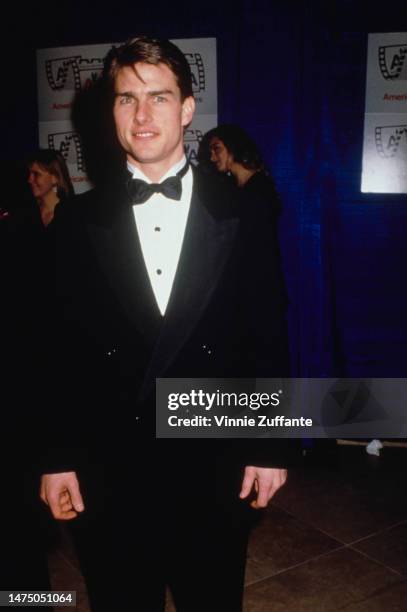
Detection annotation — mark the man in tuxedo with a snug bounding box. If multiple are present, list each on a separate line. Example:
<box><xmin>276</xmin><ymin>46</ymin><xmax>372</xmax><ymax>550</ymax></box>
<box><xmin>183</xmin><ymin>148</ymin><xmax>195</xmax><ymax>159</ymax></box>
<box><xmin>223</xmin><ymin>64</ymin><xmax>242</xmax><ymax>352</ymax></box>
<box><xmin>40</xmin><ymin>36</ymin><xmax>292</xmax><ymax>611</ymax></box>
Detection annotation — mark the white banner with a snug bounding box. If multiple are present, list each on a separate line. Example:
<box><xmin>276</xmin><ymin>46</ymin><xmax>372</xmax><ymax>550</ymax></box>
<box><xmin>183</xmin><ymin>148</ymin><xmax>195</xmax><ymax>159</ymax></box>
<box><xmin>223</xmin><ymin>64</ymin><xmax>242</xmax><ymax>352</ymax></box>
<box><xmin>37</xmin><ymin>38</ymin><xmax>218</xmax><ymax>192</ymax></box>
<box><xmin>362</xmin><ymin>33</ymin><xmax>407</xmax><ymax>193</ymax></box>
<box><xmin>39</xmin><ymin>120</ymin><xmax>90</xmax><ymax>194</ymax></box>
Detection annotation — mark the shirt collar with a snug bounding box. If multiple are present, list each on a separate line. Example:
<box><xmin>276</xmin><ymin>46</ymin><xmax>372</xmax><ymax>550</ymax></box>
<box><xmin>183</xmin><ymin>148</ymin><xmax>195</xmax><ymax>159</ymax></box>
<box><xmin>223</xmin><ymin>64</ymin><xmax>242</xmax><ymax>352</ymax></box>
<box><xmin>127</xmin><ymin>156</ymin><xmax>187</xmax><ymax>184</ymax></box>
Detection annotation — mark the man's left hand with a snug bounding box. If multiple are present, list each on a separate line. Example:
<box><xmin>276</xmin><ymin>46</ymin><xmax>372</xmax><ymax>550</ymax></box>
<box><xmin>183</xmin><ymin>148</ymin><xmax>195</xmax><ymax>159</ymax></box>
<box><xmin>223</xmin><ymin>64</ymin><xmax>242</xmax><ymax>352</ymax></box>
<box><xmin>239</xmin><ymin>466</ymin><xmax>287</xmax><ymax>509</ymax></box>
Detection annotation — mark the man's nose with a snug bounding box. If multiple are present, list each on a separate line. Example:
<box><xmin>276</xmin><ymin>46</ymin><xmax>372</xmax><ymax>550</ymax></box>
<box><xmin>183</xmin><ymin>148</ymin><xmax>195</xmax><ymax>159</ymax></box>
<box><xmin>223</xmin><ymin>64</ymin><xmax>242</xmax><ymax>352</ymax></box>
<box><xmin>134</xmin><ymin>99</ymin><xmax>151</xmax><ymax>124</ymax></box>
<box><xmin>28</xmin><ymin>173</ymin><xmax>34</xmax><ymax>184</ymax></box>
<box><xmin>210</xmin><ymin>150</ymin><xmax>216</xmax><ymax>162</ymax></box>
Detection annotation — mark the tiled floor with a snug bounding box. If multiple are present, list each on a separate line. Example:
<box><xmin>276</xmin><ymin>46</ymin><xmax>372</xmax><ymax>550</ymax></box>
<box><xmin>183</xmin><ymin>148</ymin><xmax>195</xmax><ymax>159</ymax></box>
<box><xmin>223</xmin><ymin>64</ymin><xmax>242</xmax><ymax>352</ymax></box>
<box><xmin>48</xmin><ymin>443</ymin><xmax>407</xmax><ymax>611</ymax></box>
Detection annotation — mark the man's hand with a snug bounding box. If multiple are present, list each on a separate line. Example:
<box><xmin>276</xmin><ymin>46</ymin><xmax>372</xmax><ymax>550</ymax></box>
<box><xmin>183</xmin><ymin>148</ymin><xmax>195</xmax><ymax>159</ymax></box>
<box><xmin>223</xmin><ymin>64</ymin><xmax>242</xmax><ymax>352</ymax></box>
<box><xmin>239</xmin><ymin>466</ymin><xmax>287</xmax><ymax>509</ymax></box>
<box><xmin>40</xmin><ymin>472</ymin><xmax>85</xmax><ymax>520</ymax></box>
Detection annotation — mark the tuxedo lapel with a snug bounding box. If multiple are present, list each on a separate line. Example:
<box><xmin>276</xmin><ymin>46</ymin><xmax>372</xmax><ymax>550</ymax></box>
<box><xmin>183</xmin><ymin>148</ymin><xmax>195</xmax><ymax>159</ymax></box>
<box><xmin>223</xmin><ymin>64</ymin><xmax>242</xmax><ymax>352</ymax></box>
<box><xmin>86</xmin><ymin>182</ymin><xmax>162</xmax><ymax>344</ymax></box>
<box><xmin>140</xmin><ymin>178</ymin><xmax>239</xmax><ymax>397</ymax></box>
<box><xmin>84</xmin><ymin>169</ymin><xmax>239</xmax><ymax>397</ymax></box>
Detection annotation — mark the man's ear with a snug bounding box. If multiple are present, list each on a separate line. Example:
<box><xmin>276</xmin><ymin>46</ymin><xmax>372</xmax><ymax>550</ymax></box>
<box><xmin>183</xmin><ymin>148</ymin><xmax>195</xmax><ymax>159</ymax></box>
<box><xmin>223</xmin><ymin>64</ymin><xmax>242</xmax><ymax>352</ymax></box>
<box><xmin>181</xmin><ymin>96</ymin><xmax>196</xmax><ymax>127</ymax></box>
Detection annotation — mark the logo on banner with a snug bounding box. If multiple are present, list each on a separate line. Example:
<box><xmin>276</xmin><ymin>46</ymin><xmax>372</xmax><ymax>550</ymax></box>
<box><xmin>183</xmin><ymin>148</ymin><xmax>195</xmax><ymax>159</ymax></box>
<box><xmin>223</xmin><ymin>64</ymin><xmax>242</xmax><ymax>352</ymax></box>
<box><xmin>184</xmin><ymin>129</ymin><xmax>203</xmax><ymax>165</ymax></box>
<box><xmin>378</xmin><ymin>44</ymin><xmax>407</xmax><ymax>80</ymax></box>
<box><xmin>45</xmin><ymin>56</ymin><xmax>105</xmax><ymax>91</ymax></box>
<box><xmin>185</xmin><ymin>53</ymin><xmax>206</xmax><ymax>94</ymax></box>
<box><xmin>375</xmin><ymin>124</ymin><xmax>407</xmax><ymax>158</ymax></box>
<box><xmin>48</xmin><ymin>131</ymin><xmax>85</xmax><ymax>173</ymax></box>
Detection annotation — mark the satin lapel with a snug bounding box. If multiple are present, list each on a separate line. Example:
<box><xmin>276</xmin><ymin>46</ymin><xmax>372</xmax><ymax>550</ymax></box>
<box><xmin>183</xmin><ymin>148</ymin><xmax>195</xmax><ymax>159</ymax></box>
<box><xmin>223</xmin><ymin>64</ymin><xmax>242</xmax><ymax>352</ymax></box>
<box><xmin>140</xmin><ymin>184</ymin><xmax>239</xmax><ymax>396</ymax></box>
<box><xmin>87</xmin><ymin>192</ymin><xmax>161</xmax><ymax>342</ymax></box>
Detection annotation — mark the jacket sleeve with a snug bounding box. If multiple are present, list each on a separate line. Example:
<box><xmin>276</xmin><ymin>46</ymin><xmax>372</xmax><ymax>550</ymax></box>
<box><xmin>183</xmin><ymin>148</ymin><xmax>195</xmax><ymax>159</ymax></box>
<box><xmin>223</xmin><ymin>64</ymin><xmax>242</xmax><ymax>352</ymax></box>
<box><xmin>237</xmin><ymin>190</ymin><xmax>300</xmax><ymax>467</ymax></box>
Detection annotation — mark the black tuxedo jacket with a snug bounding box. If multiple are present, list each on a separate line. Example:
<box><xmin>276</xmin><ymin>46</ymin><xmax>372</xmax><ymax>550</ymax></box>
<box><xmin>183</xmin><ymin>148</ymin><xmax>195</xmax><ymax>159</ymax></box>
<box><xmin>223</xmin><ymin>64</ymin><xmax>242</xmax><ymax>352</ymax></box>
<box><xmin>44</xmin><ymin>166</ymin><xmax>293</xmax><ymax>472</ymax></box>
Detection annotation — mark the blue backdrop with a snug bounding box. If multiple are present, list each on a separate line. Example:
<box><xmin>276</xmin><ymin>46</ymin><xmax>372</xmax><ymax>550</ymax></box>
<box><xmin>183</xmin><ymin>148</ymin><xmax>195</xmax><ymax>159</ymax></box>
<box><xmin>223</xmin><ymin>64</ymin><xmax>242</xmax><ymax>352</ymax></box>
<box><xmin>2</xmin><ymin>0</ymin><xmax>407</xmax><ymax>376</ymax></box>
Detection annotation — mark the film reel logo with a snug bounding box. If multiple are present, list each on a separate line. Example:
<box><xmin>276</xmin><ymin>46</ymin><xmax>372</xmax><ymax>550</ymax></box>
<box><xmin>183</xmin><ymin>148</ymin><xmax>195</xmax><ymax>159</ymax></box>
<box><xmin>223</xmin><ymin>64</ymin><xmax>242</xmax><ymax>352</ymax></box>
<box><xmin>378</xmin><ymin>44</ymin><xmax>407</xmax><ymax>80</ymax></box>
<box><xmin>45</xmin><ymin>56</ymin><xmax>104</xmax><ymax>91</ymax></box>
<box><xmin>184</xmin><ymin>128</ymin><xmax>203</xmax><ymax>164</ymax></box>
<box><xmin>185</xmin><ymin>53</ymin><xmax>206</xmax><ymax>93</ymax></box>
<box><xmin>48</xmin><ymin>131</ymin><xmax>85</xmax><ymax>173</ymax></box>
<box><xmin>375</xmin><ymin>124</ymin><xmax>407</xmax><ymax>158</ymax></box>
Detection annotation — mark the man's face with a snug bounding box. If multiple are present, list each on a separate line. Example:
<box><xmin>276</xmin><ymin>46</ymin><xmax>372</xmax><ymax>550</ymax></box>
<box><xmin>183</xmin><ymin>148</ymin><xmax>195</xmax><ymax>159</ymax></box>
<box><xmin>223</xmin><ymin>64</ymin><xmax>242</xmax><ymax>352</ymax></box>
<box><xmin>113</xmin><ymin>62</ymin><xmax>195</xmax><ymax>180</ymax></box>
<box><xmin>209</xmin><ymin>137</ymin><xmax>233</xmax><ymax>173</ymax></box>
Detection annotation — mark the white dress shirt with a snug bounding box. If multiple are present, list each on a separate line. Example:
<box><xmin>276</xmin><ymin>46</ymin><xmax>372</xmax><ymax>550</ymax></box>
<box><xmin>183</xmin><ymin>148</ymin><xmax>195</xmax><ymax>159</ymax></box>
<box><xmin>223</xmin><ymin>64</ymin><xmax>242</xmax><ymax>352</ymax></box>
<box><xmin>127</xmin><ymin>157</ymin><xmax>193</xmax><ymax>316</ymax></box>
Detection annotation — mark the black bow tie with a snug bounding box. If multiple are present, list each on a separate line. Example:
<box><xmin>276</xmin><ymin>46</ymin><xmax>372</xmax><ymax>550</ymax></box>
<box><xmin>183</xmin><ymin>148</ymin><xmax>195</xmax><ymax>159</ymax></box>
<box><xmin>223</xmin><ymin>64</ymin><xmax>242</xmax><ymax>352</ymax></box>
<box><xmin>127</xmin><ymin>162</ymin><xmax>189</xmax><ymax>205</ymax></box>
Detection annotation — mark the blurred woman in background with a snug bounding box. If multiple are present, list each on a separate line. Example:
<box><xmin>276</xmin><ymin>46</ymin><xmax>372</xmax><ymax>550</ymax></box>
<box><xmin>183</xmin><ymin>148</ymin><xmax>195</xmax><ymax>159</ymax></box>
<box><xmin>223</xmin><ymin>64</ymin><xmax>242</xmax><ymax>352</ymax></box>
<box><xmin>198</xmin><ymin>123</ymin><xmax>284</xmax><ymax>262</ymax></box>
<box><xmin>199</xmin><ymin>124</ymin><xmax>281</xmax><ymax>221</ymax></box>
<box><xmin>3</xmin><ymin>150</ymin><xmax>74</xmax><ymax>326</ymax></box>
<box><xmin>27</xmin><ymin>148</ymin><xmax>74</xmax><ymax>228</ymax></box>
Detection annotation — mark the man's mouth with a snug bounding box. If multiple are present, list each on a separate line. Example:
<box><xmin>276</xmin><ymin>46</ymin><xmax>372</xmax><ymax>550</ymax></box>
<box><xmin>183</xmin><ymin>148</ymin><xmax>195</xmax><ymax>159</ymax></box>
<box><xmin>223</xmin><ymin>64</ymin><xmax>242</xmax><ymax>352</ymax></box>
<box><xmin>134</xmin><ymin>131</ymin><xmax>156</xmax><ymax>138</ymax></box>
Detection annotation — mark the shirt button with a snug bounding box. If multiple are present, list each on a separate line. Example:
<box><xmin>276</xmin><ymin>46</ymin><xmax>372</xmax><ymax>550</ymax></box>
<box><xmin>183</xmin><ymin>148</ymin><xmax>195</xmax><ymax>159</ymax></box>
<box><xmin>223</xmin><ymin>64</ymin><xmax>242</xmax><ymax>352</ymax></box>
<box><xmin>154</xmin><ymin>226</ymin><xmax>161</xmax><ymax>232</ymax></box>
<box><xmin>156</xmin><ymin>269</ymin><xmax>162</xmax><ymax>275</ymax></box>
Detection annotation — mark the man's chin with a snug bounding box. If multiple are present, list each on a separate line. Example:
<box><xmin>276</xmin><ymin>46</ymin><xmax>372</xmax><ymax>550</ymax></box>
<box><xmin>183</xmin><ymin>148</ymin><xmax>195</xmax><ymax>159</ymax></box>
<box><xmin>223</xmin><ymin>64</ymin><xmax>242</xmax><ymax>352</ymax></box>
<box><xmin>128</xmin><ymin>148</ymin><xmax>162</xmax><ymax>165</ymax></box>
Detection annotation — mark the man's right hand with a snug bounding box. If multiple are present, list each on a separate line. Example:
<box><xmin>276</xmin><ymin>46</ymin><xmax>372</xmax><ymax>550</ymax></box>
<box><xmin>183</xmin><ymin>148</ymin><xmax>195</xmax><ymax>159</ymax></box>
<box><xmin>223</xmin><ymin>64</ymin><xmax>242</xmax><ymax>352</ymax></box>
<box><xmin>40</xmin><ymin>472</ymin><xmax>85</xmax><ymax>520</ymax></box>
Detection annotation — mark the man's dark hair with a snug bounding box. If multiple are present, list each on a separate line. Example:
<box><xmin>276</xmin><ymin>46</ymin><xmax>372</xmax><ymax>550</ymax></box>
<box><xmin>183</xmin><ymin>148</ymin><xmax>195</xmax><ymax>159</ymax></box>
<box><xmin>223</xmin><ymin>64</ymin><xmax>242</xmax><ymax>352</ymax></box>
<box><xmin>103</xmin><ymin>36</ymin><xmax>193</xmax><ymax>101</ymax></box>
<box><xmin>200</xmin><ymin>124</ymin><xmax>265</xmax><ymax>171</ymax></box>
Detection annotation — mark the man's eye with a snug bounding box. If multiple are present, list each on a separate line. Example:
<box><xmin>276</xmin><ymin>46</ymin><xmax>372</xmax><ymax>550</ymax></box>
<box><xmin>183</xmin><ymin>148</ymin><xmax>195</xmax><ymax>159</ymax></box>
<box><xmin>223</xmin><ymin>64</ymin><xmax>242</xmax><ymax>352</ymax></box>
<box><xmin>154</xmin><ymin>95</ymin><xmax>166</xmax><ymax>103</ymax></box>
<box><xmin>119</xmin><ymin>96</ymin><xmax>133</xmax><ymax>105</ymax></box>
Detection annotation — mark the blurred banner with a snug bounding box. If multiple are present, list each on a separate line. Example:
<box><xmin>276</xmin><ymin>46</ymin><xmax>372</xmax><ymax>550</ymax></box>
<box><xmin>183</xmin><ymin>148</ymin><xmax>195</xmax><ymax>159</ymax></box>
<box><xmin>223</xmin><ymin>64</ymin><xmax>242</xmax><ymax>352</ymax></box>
<box><xmin>361</xmin><ymin>33</ymin><xmax>407</xmax><ymax>193</ymax></box>
<box><xmin>37</xmin><ymin>38</ymin><xmax>217</xmax><ymax>193</ymax></box>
